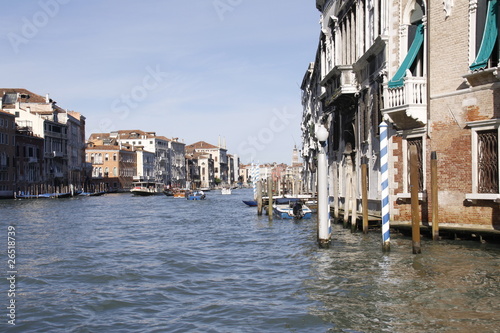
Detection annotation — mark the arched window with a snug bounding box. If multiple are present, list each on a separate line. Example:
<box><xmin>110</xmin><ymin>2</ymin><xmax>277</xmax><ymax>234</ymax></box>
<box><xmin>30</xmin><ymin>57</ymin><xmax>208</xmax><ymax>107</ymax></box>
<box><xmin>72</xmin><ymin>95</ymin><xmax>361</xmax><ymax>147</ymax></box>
<box><xmin>388</xmin><ymin>0</ymin><xmax>425</xmax><ymax>87</ymax></box>
<box><xmin>470</xmin><ymin>0</ymin><xmax>499</xmax><ymax>70</ymax></box>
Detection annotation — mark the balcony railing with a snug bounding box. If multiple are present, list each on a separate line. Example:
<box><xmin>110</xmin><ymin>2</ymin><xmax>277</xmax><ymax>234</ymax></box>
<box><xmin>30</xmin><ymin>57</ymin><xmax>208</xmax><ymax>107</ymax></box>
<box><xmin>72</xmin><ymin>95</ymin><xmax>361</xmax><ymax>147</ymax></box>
<box><xmin>382</xmin><ymin>76</ymin><xmax>427</xmax><ymax>129</ymax></box>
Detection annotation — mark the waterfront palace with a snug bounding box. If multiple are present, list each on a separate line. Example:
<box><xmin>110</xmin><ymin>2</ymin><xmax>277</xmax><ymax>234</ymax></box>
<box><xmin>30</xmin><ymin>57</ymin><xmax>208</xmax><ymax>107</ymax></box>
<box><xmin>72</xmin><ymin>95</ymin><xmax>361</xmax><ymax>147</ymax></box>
<box><xmin>301</xmin><ymin>0</ymin><xmax>500</xmax><ymax>232</ymax></box>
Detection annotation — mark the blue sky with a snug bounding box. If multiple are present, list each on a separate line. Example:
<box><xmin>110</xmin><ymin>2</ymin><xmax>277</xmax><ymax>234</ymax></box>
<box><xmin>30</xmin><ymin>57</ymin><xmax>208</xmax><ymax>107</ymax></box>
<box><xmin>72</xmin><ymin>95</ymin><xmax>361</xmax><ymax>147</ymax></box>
<box><xmin>1</xmin><ymin>1</ymin><xmax>320</xmax><ymax>164</ymax></box>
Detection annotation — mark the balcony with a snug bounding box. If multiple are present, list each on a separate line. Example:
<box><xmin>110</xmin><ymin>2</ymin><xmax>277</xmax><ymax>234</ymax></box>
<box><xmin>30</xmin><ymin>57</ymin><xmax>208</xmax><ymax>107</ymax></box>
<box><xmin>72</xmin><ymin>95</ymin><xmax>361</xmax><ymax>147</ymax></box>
<box><xmin>382</xmin><ymin>75</ymin><xmax>427</xmax><ymax>130</ymax></box>
<box><xmin>321</xmin><ymin>65</ymin><xmax>358</xmax><ymax>109</ymax></box>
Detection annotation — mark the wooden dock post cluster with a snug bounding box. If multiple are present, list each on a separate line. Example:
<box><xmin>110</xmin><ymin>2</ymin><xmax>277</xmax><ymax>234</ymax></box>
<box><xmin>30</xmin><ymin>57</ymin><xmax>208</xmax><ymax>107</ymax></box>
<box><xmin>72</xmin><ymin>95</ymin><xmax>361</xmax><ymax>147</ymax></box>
<box><xmin>15</xmin><ymin>183</ymin><xmax>107</xmax><ymax>197</ymax></box>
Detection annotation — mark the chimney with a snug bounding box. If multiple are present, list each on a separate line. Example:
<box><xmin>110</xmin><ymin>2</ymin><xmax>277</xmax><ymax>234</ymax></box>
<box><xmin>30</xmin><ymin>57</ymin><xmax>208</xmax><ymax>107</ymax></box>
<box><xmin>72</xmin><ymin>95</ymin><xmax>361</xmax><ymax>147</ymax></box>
<box><xmin>45</xmin><ymin>94</ymin><xmax>50</xmax><ymax>103</ymax></box>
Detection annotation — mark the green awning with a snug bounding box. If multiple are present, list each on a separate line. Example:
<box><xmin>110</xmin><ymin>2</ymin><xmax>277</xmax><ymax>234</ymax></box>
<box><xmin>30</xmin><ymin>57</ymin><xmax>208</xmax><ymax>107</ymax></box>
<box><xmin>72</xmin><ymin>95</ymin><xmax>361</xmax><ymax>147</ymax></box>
<box><xmin>388</xmin><ymin>23</ymin><xmax>424</xmax><ymax>88</ymax></box>
<box><xmin>470</xmin><ymin>0</ymin><xmax>498</xmax><ymax>71</ymax></box>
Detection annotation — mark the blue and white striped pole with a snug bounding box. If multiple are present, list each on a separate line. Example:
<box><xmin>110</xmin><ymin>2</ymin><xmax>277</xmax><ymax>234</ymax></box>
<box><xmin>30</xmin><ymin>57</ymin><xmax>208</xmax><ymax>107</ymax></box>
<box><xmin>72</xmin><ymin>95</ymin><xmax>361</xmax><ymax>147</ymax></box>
<box><xmin>255</xmin><ymin>163</ymin><xmax>260</xmax><ymax>186</ymax></box>
<box><xmin>379</xmin><ymin>121</ymin><xmax>390</xmax><ymax>251</ymax></box>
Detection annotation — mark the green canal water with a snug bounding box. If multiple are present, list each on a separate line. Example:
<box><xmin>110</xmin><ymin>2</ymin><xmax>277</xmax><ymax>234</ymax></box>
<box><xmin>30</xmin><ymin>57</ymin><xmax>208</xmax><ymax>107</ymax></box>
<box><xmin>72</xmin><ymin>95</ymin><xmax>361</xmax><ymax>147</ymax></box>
<box><xmin>0</xmin><ymin>188</ymin><xmax>499</xmax><ymax>332</ymax></box>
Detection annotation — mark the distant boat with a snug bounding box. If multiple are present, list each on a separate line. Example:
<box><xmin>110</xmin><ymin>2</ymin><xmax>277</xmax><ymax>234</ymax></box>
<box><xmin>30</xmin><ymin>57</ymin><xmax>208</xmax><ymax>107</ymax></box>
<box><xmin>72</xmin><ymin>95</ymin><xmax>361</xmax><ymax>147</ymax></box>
<box><xmin>16</xmin><ymin>192</ymin><xmax>73</xmax><ymax>199</ymax></box>
<box><xmin>173</xmin><ymin>190</ymin><xmax>186</xmax><ymax>198</ymax></box>
<box><xmin>163</xmin><ymin>188</ymin><xmax>174</xmax><ymax>196</ymax></box>
<box><xmin>273</xmin><ymin>198</ymin><xmax>312</xmax><ymax>219</ymax></box>
<box><xmin>52</xmin><ymin>192</ymin><xmax>73</xmax><ymax>198</ymax></box>
<box><xmin>242</xmin><ymin>200</ymin><xmax>257</xmax><ymax>207</ymax></box>
<box><xmin>130</xmin><ymin>181</ymin><xmax>164</xmax><ymax>196</ymax></box>
<box><xmin>221</xmin><ymin>188</ymin><xmax>231</xmax><ymax>195</ymax></box>
<box><xmin>16</xmin><ymin>193</ymin><xmax>46</xmax><ymax>199</ymax></box>
<box><xmin>187</xmin><ymin>190</ymin><xmax>206</xmax><ymax>200</ymax></box>
<box><xmin>79</xmin><ymin>191</ymin><xmax>106</xmax><ymax>197</ymax></box>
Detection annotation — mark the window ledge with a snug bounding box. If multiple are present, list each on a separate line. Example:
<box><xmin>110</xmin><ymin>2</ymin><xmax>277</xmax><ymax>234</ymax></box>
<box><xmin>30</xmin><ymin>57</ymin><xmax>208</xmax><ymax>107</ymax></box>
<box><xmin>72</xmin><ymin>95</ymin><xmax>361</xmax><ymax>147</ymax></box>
<box><xmin>462</xmin><ymin>67</ymin><xmax>500</xmax><ymax>87</ymax></box>
<box><xmin>396</xmin><ymin>192</ymin><xmax>427</xmax><ymax>202</ymax></box>
<box><xmin>465</xmin><ymin>193</ymin><xmax>500</xmax><ymax>203</ymax></box>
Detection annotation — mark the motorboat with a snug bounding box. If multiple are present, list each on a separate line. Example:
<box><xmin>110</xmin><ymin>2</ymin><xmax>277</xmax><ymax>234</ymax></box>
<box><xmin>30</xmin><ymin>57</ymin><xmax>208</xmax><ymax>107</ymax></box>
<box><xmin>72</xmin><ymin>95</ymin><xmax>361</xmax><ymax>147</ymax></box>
<box><xmin>273</xmin><ymin>198</ymin><xmax>312</xmax><ymax>219</ymax></box>
<box><xmin>187</xmin><ymin>190</ymin><xmax>206</xmax><ymax>200</ymax></box>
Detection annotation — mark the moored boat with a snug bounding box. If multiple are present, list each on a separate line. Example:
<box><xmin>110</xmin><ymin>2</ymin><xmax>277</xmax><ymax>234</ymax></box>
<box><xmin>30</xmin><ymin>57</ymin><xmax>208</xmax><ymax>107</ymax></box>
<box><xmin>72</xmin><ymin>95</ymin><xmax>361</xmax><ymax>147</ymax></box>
<box><xmin>242</xmin><ymin>200</ymin><xmax>257</xmax><ymax>207</ymax></box>
<box><xmin>79</xmin><ymin>191</ymin><xmax>106</xmax><ymax>196</ymax></box>
<box><xmin>273</xmin><ymin>198</ymin><xmax>312</xmax><ymax>219</ymax></box>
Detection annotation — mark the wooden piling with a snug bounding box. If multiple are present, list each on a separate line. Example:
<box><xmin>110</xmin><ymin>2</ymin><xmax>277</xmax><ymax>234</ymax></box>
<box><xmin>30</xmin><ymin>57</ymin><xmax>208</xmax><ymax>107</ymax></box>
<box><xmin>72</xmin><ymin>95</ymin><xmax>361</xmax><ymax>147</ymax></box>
<box><xmin>267</xmin><ymin>176</ymin><xmax>273</xmax><ymax>220</ymax></box>
<box><xmin>410</xmin><ymin>145</ymin><xmax>421</xmax><ymax>254</ymax></box>
<box><xmin>257</xmin><ymin>180</ymin><xmax>263</xmax><ymax>216</ymax></box>
<box><xmin>361</xmin><ymin>163</ymin><xmax>368</xmax><ymax>234</ymax></box>
<box><xmin>431</xmin><ymin>151</ymin><xmax>439</xmax><ymax>241</ymax></box>
<box><xmin>351</xmin><ymin>168</ymin><xmax>358</xmax><ymax>233</ymax></box>
<box><xmin>333</xmin><ymin>164</ymin><xmax>339</xmax><ymax>224</ymax></box>
<box><xmin>344</xmin><ymin>175</ymin><xmax>351</xmax><ymax>229</ymax></box>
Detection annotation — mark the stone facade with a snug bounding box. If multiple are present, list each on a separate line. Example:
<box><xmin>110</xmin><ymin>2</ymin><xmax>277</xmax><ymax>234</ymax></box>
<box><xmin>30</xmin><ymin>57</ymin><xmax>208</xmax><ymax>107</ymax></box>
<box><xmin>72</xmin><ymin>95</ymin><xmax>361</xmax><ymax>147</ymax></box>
<box><xmin>302</xmin><ymin>0</ymin><xmax>500</xmax><ymax>230</ymax></box>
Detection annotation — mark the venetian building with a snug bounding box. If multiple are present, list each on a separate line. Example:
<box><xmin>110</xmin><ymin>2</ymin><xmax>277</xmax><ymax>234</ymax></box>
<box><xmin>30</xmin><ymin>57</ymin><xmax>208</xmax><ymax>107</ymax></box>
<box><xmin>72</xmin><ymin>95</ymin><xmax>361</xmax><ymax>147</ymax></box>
<box><xmin>302</xmin><ymin>0</ymin><xmax>389</xmax><ymax>218</ymax></box>
<box><xmin>303</xmin><ymin>0</ymin><xmax>500</xmax><ymax>230</ymax></box>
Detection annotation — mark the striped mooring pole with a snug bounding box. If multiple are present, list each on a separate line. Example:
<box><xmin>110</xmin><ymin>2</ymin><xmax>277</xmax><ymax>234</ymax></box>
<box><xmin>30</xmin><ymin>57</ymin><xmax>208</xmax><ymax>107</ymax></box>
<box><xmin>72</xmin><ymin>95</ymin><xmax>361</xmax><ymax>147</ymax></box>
<box><xmin>379</xmin><ymin>121</ymin><xmax>390</xmax><ymax>251</ymax></box>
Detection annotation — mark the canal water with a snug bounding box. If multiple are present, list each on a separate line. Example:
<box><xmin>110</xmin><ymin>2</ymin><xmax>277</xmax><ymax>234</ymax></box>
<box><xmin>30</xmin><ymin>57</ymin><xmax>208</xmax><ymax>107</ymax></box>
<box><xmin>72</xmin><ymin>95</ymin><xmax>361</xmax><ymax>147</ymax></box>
<box><xmin>1</xmin><ymin>188</ymin><xmax>499</xmax><ymax>332</ymax></box>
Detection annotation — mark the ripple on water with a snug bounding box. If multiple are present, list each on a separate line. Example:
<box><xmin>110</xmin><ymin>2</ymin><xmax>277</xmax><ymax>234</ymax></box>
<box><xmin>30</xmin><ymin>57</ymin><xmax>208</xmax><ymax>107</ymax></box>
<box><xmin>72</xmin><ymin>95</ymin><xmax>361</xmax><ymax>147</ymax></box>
<box><xmin>1</xmin><ymin>190</ymin><xmax>499</xmax><ymax>332</ymax></box>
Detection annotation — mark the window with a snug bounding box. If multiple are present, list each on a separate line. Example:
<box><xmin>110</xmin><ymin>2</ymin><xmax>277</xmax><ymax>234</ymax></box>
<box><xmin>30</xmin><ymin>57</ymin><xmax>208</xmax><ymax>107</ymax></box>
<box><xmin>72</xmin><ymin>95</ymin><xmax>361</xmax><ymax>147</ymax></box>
<box><xmin>478</xmin><ymin>130</ymin><xmax>498</xmax><ymax>193</ymax></box>
<box><xmin>467</xmin><ymin>119</ymin><xmax>500</xmax><ymax>200</ymax></box>
<box><xmin>388</xmin><ymin>0</ymin><xmax>425</xmax><ymax>88</ymax></box>
<box><xmin>407</xmin><ymin>137</ymin><xmax>424</xmax><ymax>192</ymax></box>
<box><xmin>470</xmin><ymin>0</ymin><xmax>499</xmax><ymax>71</ymax></box>
<box><xmin>397</xmin><ymin>130</ymin><xmax>426</xmax><ymax>200</ymax></box>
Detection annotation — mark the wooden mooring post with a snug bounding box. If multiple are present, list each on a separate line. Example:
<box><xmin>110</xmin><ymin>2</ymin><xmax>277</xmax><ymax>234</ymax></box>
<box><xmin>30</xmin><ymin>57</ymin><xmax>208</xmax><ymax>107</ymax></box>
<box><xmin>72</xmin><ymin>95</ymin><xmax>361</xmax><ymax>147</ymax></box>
<box><xmin>410</xmin><ymin>145</ymin><xmax>421</xmax><ymax>254</ymax></box>
<box><xmin>257</xmin><ymin>180</ymin><xmax>263</xmax><ymax>216</ymax></box>
<box><xmin>361</xmin><ymin>163</ymin><xmax>369</xmax><ymax>234</ymax></box>
<box><xmin>431</xmin><ymin>151</ymin><xmax>439</xmax><ymax>240</ymax></box>
<box><xmin>267</xmin><ymin>176</ymin><xmax>273</xmax><ymax>220</ymax></box>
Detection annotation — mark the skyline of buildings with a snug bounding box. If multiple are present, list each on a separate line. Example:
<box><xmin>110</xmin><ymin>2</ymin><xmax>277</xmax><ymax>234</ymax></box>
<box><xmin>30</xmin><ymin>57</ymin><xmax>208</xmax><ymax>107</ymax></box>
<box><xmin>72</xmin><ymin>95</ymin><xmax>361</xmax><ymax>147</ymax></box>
<box><xmin>0</xmin><ymin>88</ymin><xmax>302</xmax><ymax>197</ymax></box>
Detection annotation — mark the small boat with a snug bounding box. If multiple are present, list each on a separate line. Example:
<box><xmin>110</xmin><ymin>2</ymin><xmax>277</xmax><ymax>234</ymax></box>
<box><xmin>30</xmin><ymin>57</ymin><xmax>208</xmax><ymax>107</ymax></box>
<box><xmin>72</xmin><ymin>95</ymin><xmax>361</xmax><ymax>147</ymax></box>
<box><xmin>52</xmin><ymin>192</ymin><xmax>73</xmax><ymax>198</ymax></box>
<box><xmin>242</xmin><ymin>200</ymin><xmax>257</xmax><ymax>207</ymax></box>
<box><xmin>16</xmin><ymin>193</ymin><xmax>47</xmax><ymax>199</ymax></box>
<box><xmin>16</xmin><ymin>192</ymin><xmax>73</xmax><ymax>199</ymax></box>
<box><xmin>187</xmin><ymin>190</ymin><xmax>206</xmax><ymax>200</ymax></box>
<box><xmin>130</xmin><ymin>181</ymin><xmax>164</xmax><ymax>196</ymax></box>
<box><xmin>273</xmin><ymin>198</ymin><xmax>312</xmax><ymax>219</ymax></box>
<box><xmin>79</xmin><ymin>191</ymin><xmax>106</xmax><ymax>197</ymax></box>
<box><xmin>163</xmin><ymin>188</ymin><xmax>174</xmax><ymax>196</ymax></box>
<box><xmin>221</xmin><ymin>187</ymin><xmax>231</xmax><ymax>195</ymax></box>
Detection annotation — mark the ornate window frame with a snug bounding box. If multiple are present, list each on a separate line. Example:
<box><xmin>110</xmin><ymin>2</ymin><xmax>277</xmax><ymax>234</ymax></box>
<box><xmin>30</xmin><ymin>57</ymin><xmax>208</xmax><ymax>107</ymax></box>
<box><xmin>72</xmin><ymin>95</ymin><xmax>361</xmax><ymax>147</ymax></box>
<box><xmin>396</xmin><ymin>127</ymin><xmax>427</xmax><ymax>201</ymax></box>
<box><xmin>466</xmin><ymin>119</ymin><xmax>500</xmax><ymax>201</ymax></box>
